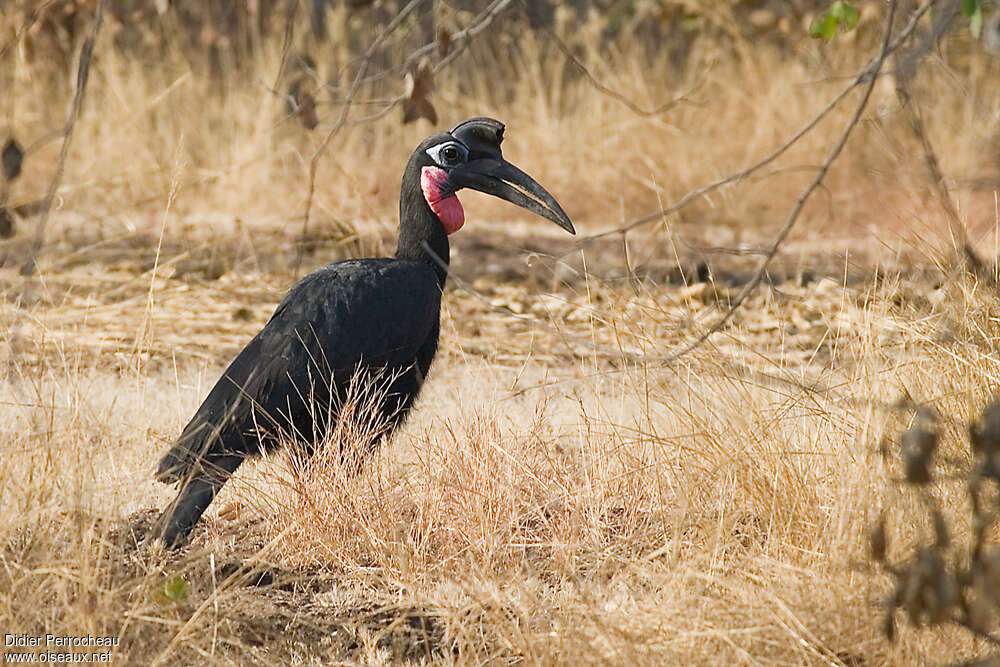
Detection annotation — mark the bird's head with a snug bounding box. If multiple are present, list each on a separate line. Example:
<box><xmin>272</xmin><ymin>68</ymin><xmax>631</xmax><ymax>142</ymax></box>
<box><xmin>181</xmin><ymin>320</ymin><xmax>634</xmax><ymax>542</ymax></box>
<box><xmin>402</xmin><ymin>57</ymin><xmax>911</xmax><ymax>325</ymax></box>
<box><xmin>409</xmin><ymin>117</ymin><xmax>575</xmax><ymax>236</ymax></box>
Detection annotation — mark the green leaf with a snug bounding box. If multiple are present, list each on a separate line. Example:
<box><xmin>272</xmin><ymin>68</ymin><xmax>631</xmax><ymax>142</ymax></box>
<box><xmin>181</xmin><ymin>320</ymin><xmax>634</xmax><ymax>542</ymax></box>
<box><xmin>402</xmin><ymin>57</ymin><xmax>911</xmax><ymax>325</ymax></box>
<box><xmin>962</xmin><ymin>0</ymin><xmax>979</xmax><ymax>18</ymax></box>
<box><xmin>163</xmin><ymin>575</ymin><xmax>189</xmax><ymax>602</ymax></box>
<box><xmin>831</xmin><ymin>2</ymin><xmax>860</xmax><ymax>30</ymax></box>
<box><xmin>810</xmin><ymin>12</ymin><xmax>838</xmax><ymax>40</ymax></box>
<box><xmin>970</xmin><ymin>5</ymin><xmax>983</xmax><ymax>38</ymax></box>
<box><xmin>810</xmin><ymin>3</ymin><xmax>859</xmax><ymax>40</ymax></box>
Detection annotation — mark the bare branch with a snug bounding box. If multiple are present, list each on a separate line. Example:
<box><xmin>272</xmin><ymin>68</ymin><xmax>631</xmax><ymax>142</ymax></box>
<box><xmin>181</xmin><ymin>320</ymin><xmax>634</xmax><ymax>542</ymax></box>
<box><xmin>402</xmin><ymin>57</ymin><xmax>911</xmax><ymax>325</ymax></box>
<box><xmin>538</xmin><ymin>13</ymin><xmax>705</xmax><ymax>117</ymax></box>
<box><xmin>657</xmin><ymin>0</ymin><xmax>900</xmax><ymax>364</ymax></box>
<box><xmin>270</xmin><ymin>0</ymin><xmax>300</xmax><ymax>95</ymax></box>
<box><xmin>571</xmin><ymin>0</ymin><xmax>937</xmax><ymax>251</ymax></box>
<box><xmin>20</xmin><ymin>0</ymin><xmax>107</xmax><ymax>278</ymax></box>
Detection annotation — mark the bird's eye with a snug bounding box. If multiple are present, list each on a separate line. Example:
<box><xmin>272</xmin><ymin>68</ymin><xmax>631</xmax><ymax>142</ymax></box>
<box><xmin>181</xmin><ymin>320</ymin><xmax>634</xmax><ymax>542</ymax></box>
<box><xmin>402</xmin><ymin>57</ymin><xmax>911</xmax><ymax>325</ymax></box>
<box><xmin>425</xmin><ymin>141</ymin><xmax>467</xmax><ymax>167</ymax></box>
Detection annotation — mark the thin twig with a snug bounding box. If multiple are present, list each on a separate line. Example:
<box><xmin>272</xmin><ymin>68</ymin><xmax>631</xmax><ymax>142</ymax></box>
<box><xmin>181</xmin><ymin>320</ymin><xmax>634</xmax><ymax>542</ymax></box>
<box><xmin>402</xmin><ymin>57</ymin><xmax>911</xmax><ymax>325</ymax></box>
<box><xmin>657</xmin><ymin>0</ymin><xmax>900</xmax><ymax>364</ymax></box>
<box><xmin>270</xmin><ymin>0</ymin><xmax>299</xmax><ymax>95</ymax></box>
<box><xmin>537</xmin><ymin>9</ymin><xmax>705</xmax><ymax>117</ymax></box>
<box><xmin>20</xmin><ymin>0</ymin><xmax>106</xmax><ymax>278</ymax></box>
<box><xmin>0</xmin><ymin>0</ymin><xmax>60</xmax><ymax>61</ymax></box>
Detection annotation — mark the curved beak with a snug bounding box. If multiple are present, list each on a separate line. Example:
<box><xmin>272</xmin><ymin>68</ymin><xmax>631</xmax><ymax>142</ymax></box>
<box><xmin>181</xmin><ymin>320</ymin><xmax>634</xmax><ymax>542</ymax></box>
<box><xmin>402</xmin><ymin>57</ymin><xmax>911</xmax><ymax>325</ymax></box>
<box><xmin>448</xmin><ymin>158</ymin><xmax>575</xmax><ymax>234</ymax></box>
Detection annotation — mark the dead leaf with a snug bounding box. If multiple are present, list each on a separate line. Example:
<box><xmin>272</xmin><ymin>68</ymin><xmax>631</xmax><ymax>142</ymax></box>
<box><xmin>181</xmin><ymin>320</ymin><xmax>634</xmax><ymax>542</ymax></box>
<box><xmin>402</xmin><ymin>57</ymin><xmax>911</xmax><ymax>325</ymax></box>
<box><xmin>287</xmin><ymin>79</ymin><xmax>319</xmax><ymax>130</ymax></box>
<box><xmin>297</xmin><ymin>90</ymin><xmax>318</xmax><ymax>130</ymax></box>
<box><xmin>436</xmin><ymin>27</ymin><xmax>452</xmax><ymax>59</ymax></box>
<box><xmin>232</xmin><ymin>306</ymin><xmax>253</xmax><ymax>322</ymax></box>
<box><xmin>0</xmin><ymin>208</ymin><xmax>14</xmax><ymax>238</ymax></box>
<box><xmin>2</xmin><ymin>138</ymin><xmax>24</xmax><ymax>182</ymax></box>
<box><xmin>402</xmin><ymin>59</ymin><xmax>437</xmax><ymax>125</ymax></box>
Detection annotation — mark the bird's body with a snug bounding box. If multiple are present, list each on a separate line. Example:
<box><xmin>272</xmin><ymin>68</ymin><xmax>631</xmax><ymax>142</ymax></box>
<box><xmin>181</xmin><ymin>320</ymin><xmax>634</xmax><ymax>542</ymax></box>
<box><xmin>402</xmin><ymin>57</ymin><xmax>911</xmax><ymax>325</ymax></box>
<box><xmin>157</xmin><ymin>259</ymin><xmax>441</xmax><ymax>475</ymax></box>
<box><xmin>155</xmin><ymin>118</ymin><xmax>573</xmax><ymax>547</ymax></box>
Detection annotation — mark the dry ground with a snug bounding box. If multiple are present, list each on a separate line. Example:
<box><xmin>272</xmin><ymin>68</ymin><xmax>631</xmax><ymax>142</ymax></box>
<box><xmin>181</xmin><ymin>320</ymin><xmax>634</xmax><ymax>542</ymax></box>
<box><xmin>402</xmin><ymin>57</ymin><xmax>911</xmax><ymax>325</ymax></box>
<box><xmin>3</xmin><ymin>5</ymin><xmax>1000</xmax><ymax>665</ymax></box>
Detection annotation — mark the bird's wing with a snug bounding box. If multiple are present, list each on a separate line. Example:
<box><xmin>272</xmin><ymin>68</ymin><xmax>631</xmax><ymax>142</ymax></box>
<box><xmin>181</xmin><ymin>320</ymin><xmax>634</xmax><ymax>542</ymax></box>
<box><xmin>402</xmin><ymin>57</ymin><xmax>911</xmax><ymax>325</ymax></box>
<box><xmin>155</xmin><ymin>259</ymin><xmax>442</xmax><ymax>482</ymax></box>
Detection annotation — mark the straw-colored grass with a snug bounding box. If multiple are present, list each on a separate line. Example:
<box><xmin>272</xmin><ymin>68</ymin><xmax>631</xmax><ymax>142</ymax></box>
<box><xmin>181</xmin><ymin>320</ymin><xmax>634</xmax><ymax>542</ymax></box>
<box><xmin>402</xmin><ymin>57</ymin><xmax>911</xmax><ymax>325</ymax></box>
<box><xmin>2</xmin><ymin>3</ymin><xmax>1000</xmax><ymax>664</ymax></box>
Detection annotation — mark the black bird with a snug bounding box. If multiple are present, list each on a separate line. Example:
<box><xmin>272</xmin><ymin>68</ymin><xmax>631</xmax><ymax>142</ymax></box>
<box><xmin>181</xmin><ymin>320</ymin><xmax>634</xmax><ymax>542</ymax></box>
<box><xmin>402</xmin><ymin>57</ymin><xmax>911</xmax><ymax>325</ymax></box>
<box><xmin>154</xmin><ymin>118</ymin><xmax>575</xmax><ymax>547</ymax></box>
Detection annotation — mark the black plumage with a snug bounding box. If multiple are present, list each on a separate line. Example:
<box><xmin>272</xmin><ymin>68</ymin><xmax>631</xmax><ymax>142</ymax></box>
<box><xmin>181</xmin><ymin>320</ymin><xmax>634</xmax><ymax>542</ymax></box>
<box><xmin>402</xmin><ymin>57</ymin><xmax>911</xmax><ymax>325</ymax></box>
<box><xmin>154</xmin><ymin>118</ymin><xmax>574</xmax><ymax>547</ymax></box>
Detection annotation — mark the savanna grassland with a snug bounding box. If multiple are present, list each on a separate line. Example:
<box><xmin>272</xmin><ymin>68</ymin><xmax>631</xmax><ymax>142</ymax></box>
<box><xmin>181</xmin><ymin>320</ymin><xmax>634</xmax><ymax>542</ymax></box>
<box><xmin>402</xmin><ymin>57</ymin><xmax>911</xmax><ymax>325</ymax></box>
<box><xmin>2</xmin><ymin>1</ymin><xmax>1000</xmax><ymax>664</ymax></box>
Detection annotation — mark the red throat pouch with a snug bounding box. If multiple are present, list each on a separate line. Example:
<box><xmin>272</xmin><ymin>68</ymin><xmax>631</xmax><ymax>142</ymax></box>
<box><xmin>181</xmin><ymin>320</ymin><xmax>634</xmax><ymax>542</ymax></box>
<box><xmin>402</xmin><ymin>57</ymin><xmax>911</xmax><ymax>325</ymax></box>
<box><xmin>420</xmin><ymin>166</ymin><xmax>465</xmax><ymax>234</ymax></box>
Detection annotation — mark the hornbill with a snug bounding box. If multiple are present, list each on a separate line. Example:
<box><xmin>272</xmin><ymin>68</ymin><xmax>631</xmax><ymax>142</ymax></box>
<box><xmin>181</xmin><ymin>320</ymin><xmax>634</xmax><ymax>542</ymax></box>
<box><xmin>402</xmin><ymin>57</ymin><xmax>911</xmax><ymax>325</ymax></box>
<box><xmin>154</xmin><ymin>118</ymin><xmax>575</xmax><ymax>547</ymax></box>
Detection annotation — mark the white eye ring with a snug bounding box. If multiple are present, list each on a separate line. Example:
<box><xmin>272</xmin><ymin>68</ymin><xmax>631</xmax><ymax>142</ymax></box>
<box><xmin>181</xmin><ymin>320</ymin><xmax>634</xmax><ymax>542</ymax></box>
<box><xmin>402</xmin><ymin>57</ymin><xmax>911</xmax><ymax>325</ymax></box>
<box><xmin>426</xmin><ymin>141</ymin><xmax>468</xmax><ymax>167</ymax></box>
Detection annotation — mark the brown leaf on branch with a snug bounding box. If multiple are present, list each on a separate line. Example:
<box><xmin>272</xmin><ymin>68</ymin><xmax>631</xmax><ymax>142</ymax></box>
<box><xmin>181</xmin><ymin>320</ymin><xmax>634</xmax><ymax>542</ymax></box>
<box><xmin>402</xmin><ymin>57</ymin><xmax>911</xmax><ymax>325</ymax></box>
<box><xmin>294</xmin><ymin>88</ymin><xmax>319</xmax><ymax>130</ymax></box>
<box><xmin>0</xmin><ymin>209</ymin><xmax>14</xmax><ymax>239</ymax></box>
<box><xmin>436</xmin><ymin>27</ymin><xmax>452</xmax><ymax>59</ymax></box>
<box><xmin>2</xmin><ymin>138</ymin><xmax>24</xmax><ymax>182</ymax></box>
<box><xmin>402</xmin><ymin>58</ymin><xmax>437</xmax><ymax>125</ymax></box>
<box><xmin>286</xmin><ymin>54</ymin><xmax>318</xmax><ymax>131</ymax></box>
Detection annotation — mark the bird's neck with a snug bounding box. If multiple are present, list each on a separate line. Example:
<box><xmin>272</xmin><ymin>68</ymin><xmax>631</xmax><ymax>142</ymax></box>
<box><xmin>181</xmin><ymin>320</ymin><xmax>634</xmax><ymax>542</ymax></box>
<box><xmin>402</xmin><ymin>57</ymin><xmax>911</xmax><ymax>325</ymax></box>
<box><xmin>395</xmin><ymin>172</ymin><xmax>450</xmax><ymax>286</ymax></box>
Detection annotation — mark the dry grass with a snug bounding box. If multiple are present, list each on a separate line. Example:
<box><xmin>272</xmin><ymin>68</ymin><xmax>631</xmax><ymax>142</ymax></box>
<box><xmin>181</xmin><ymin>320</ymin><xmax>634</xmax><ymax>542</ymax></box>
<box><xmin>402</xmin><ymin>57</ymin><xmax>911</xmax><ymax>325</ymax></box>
<box><xmin>3</xmin><ymin>3</ymin><xmax>1000</xmax><ymax>665</ymax></box>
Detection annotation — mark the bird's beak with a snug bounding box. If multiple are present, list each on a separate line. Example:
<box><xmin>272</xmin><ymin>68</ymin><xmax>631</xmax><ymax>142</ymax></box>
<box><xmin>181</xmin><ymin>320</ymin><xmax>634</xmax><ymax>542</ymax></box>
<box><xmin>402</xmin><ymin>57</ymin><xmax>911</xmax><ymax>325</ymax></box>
<box><xmin>449</xmin><ymin>158</ymin><xmax>575</xmax><ymax>234</ymax></box>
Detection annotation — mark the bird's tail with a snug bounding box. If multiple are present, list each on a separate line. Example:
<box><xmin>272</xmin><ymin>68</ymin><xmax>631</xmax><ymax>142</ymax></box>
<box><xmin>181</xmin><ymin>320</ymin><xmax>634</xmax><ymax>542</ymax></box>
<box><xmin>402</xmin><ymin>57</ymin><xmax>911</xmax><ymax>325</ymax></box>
<box><xmin>155</xmin><ymin>455</ymin><xmax>243</xmax><ymax>548</ymax></box>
